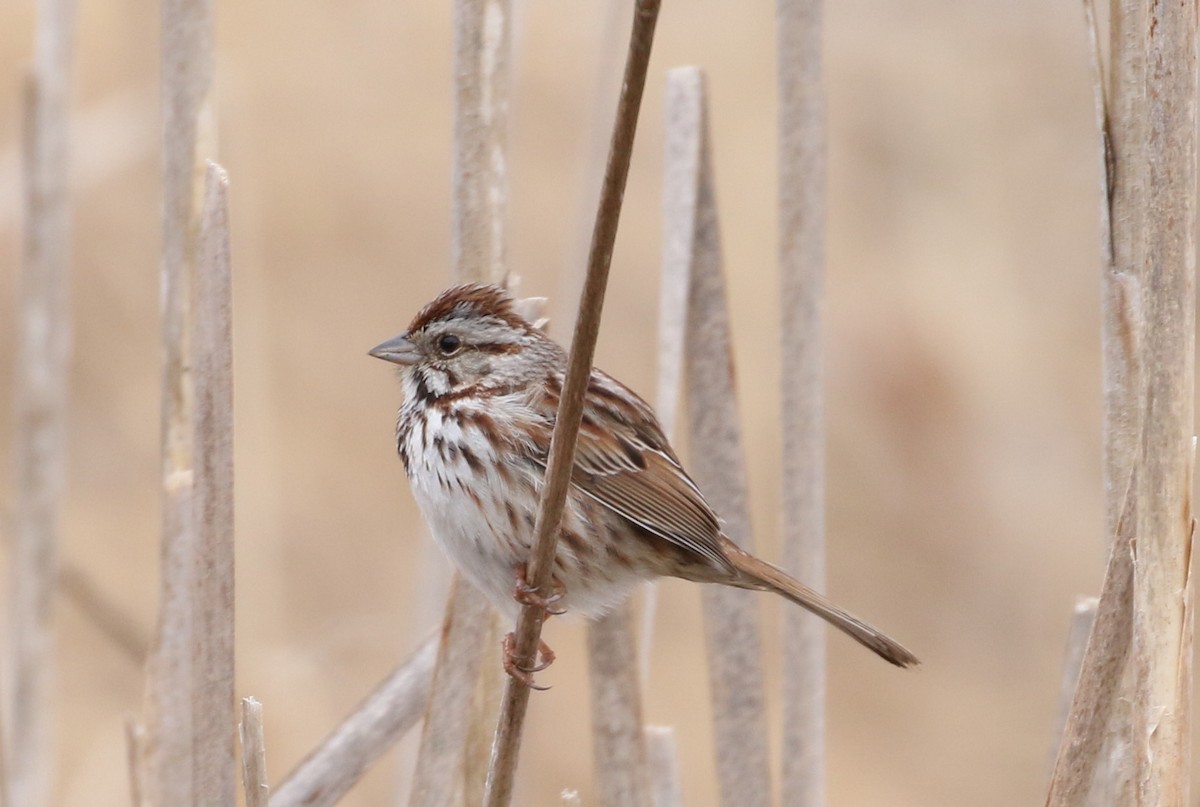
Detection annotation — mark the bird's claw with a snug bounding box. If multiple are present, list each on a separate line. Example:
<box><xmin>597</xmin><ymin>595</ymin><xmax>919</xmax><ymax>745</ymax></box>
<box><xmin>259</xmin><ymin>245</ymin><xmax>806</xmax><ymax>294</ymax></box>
<box><xmin>502</xmin><ymin>632</ymin><xmax>556</xmax><ymax>690</ymax></box>
<box><xmin>513</xmin><ymin>563</ymin><xmax>567</xmax><ymax>616</ymax></box>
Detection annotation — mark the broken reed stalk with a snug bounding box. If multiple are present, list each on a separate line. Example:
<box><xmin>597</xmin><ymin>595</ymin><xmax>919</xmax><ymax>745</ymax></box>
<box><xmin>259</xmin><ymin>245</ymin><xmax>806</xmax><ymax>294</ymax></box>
<box><xmin>409</xmin><ymin>1</ymin><xmax>514</xmax><ymax>804</ymax></box>
<box><xmin>587</xmin><ymin>608</ymin><xmax>650</xmax><ymax>806</ymax></box>
<box><xmin>1045</xmin><ymin>4</ymin><xmax>1134</xmax><ymax>804</ymax></box>
<box><xmin>409</xmin><ymin>577</ymin><xmax>495</xmax><ymax>806</ymax></box>
<box><xmin>1045</xmin><ymin>499</ymin><xmax>1135</xmax><ymax>807</ymax></box>
<box><xmin>191</xmin><ymin>162</ymin><xmax>236</xmax><ymax>807</ymax></box>
<box><xmin>776</xmin><ymin>1</ymin><xmax>828</xmax><ymax>804</ymax></box>
<box><xmin>1129</xmin><ymin>0</ymin><xmax>1196</xmax><ymax>801</ymax></box>
<box><xmin>666</xmin><ymin>67</ymin><xmax>772</xmax><ymax>807</ymax></box>
<box><xmin>142</xmin><ymin>0</ymin><xmax>216</xmax><ymax>803</ymax></box>
<box><xmin>125</xmin><ymin>719</ymin><xmax>146</xmax><ymax>807</ymax></box>
<box><xmin>644</xmin><ymin>727</ymin><xmax>683</xmax><ymax>807</ymax></box>
<box><xmin>481</xmin><ymin>2</ymin><xmax>661</xmax><ymax>803</ymax></box>
<box><xmin>1048</xmin><ymin>597</ymin><xmax>1098</xmax><ymax>769</ymax></box>
<box><xmin>270</xmin><ymin>634</ymin><xmax>438</xmax><ymax>807</ymax></box>
<box><xmin>239</xmin><ymin>698</ymin><xmax>269</xmax><ymax>807</ymax></box>
<box><xmin>7</xmin><ymin>2</ymin><xmax>77</xmax><ymax>803</ymax></box>
<box><xmin>1100</xmin><ymin>1</ymin><xmax>1144</xmax><ymax>800</ymax></box>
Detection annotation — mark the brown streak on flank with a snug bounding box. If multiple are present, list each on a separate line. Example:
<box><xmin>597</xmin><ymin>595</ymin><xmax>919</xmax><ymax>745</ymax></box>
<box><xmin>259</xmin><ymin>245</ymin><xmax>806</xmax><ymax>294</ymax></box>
<box><xmin>460</xmin><ymin>445</ymin><xmax>483</xmax><ymax>473</ymax></box>
<box><xmin>561</xmin><ymin>528</ymin><xmax>587</xmax><ymax>556</ymax></box>
<box><xmin>505</xmin><ymin>501</ymin><xmax>521</xmax><ymax>533</ymax></box>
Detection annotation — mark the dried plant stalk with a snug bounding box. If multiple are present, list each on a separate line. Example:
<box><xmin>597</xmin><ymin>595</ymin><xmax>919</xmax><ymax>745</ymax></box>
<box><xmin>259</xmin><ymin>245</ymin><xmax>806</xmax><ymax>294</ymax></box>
<box><xmin>240</xmin><ymin>698</ymin><xmax>269</xmax><ymax>807</ymax></box>
<box><xmin>271</xmin><ymin>635</ymin><xmax>438</xmax><ymax>807</ymax></box>
<box><xmin>409</xmin><ymin>577</ymin><xmax>495</xmax><ymax>807</ymax></box>
<box><xmin>644</xmin><ymin>727</ymin><xmax>683</xmax><ymax>807</ymax></box>
<box><xmin>1044</xmin><ymin>476</ymin><xmax>1135</xmax><ymax>806</ymax></box>
<box><xmin>7</xmin><ymin>2</ymin><xmax>78</xmax><ymax>804</ymax></box>
<box><xmin>587</xmin><ymin>606</ymin><xmax>650</xmax><ymax>806</ymax></box>
<box><xmin>775</xmin><ymin>1</ymin><xmax>827</xmax><ymax>803</ymax></box>
<box><xmin>189</xmin><ymin>162</ymin><xmax>236</xmax><ymax>807</ymax></box>
<box><xmin>1048</xmin><ymin>597</ymin><xmax>1099</xmax><ymax>769</ymax></box>
<box><xmin>1129</xmin><ymin>0</ymin><xmax>1196</xmax><ymax>801</ymax></box>
<box><xmin>126</xmin><ymin>717</ymin><xmax>146</xmax><ymax>807</ymax></box>
<box><xmin>452</xmin><ymin>0</ymin><xmax>512</xmax><ymax>285</ymax></box>
<box><xmin>482</xmin><ymin>3</ymin><xmax>661</xmax><ymax>804</ymax></box>
<box><xmin>408</xmin><ymin>2</ymin><xmax>514</xmax><ymax>803</ymax></box>
<box><xmin>1044</xmin><ymin>5</ymin><xmax>1134</xmax><ymax>805</ymax></box>
<box><xmin>142</xmin><ymin>0</ymin><xmax>216</xmax><ymax>803</ymax></box>
<box><xmin>667</xmin><ymin>67</ymin><xmax>771</xmax><ymax>807</ymax></box>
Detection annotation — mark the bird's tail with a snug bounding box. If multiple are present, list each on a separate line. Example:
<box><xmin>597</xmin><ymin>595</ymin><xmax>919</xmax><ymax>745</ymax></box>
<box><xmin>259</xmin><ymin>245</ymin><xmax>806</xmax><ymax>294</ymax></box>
<box><xmin>719</xmin><ymin>536</ymin><xmax>919</xmax><ymax>668</ymax></box>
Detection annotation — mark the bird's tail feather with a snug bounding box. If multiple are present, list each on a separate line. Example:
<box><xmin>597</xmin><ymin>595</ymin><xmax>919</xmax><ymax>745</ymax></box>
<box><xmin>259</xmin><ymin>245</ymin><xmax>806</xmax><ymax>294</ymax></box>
<box><xmin>719</xmin><ymin>536</ymin><xmax>919</xmax><ymax>668</ymax></box>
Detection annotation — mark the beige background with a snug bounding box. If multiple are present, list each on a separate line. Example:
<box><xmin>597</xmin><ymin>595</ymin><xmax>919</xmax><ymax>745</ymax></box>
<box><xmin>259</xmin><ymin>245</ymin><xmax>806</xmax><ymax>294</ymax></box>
<box><xmin>0</xmin><ymin>0</ymin><xmax>1163</xmax><ymax>804</ymax></box>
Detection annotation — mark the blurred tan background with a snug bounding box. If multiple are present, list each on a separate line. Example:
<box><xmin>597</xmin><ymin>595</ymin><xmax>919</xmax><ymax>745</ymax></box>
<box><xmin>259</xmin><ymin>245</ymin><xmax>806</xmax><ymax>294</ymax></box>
<box><xmin>0</xmin><ymin>0</ymin><xmax>1158</xmax><ymax>804</ymax></box>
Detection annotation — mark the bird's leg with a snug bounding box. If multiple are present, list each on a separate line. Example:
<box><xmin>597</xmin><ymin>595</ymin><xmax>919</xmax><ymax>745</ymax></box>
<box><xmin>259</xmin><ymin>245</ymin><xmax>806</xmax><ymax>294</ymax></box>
<box><xmin>512</xmin><ymin>562</ymin><xmax>566</xmax><ymax>616</ymax></box>
<box><xmin>502</xmin><ymin>632</ymin><xmax>556</xmax><ymax>691</ymax></box>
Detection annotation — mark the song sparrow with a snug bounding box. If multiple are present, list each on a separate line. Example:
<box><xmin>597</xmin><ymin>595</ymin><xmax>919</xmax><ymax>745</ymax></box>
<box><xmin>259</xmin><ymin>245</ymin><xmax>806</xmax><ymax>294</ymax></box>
<box><xmin>371</xmin><ymin>283</ymin><xmax>917</xmax><ymax>682</ymax></box>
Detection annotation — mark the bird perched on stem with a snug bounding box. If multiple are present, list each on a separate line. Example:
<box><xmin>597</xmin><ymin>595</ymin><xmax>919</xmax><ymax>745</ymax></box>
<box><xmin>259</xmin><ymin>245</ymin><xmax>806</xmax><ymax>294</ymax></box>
<box><xmin>371</xmin><ymin>283</ymin><xmax>917</xmax><ymax>686</ymax></box>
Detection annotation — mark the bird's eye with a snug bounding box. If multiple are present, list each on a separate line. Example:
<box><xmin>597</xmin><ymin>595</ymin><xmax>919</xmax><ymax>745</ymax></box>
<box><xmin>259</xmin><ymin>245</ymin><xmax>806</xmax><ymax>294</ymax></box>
<box><xmin>437</xmin><ymin>334</ymin><xmax>462</xmax><ymax>355</ymax></box>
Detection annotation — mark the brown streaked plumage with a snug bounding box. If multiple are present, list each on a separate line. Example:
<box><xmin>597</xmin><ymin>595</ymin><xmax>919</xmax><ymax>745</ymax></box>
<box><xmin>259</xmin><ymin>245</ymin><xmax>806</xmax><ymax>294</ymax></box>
<box><xmin>371</xmin><ymin>283</ymin><xmax>918</xmax><ymax>673</ymax></box>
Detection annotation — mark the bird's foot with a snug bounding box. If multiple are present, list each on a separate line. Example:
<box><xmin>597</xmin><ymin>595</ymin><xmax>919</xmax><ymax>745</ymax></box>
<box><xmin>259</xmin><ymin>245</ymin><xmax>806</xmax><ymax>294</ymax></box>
<box><xmin>502</xmin><ymin>632</ymin><xmax>556</xmax><ymax>691</ymax></box>
<box><xmin>512</xmin><ymin>562</ymin><xmax>567</xmax><ymax>616</ymax></box>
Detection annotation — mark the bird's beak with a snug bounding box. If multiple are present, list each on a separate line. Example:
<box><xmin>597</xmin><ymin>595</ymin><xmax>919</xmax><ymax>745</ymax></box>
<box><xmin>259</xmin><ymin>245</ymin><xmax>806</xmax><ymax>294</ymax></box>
<box><xmin>368</xmin><ymin>333</ymin><xmax>421</xmax><ymax>366</ymax></box>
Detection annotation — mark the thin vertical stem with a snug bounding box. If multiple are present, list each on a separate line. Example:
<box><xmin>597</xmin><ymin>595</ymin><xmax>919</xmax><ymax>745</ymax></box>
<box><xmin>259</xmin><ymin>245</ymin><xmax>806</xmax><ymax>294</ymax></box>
<box><xmin>1131</xmin><ymin>0</ymin><xmax>1196</xmax><ymax>801</ymax></box>
<box><xmin>587</xmin><ymin>607</ymin><xmax>650</xmax><ymax>806</ymax></box>
<box><xmin>239</xmin><ymin>698</ymin><xmax>269</xmax><ymax>807</ymax></box>
<box><xmin>452</xmin><ymin>0</ymin><xmax>512</xmax><ymax>286</ymax></box>
<box><xmin>409</xmin><ymin>578</ymin><xmax>495</xmax><ymax>807</ymax></box>
<box><xmin>668</xmin><ymin>67</ymin><xmax>772</xmax><ymax>807</ymax></box>
<box><xmin>191</xmin><ymin>162</ymin><xmax>235</xmax><ymax>807</ymax></box>
<box><xmin>644</xmin><ymin>727</ymin><xmax>683</xmax><ymax>807</ymax></box>
<box><xmin>409</xmin><ymin>1</ymin><xmax>514</xmax><ymax>803</ymax></box>
<box><xmin>482</xmin><ymin>3</ymin><xmax>662</xmax><ymax>804</ymax></box>
<box><xmin>143</xmin><ymin>0</ymin><xmax>216</xmax><ymax>803</ymax></box>
<box><xmin>7</xmin><ymin>1</ymin><xmax>77</xmax><ymax>804</ymax></box>
<box><xmin>775</xmin><ymin>1</ymin><xmax>827</xmax><ymax>803</ymax></box>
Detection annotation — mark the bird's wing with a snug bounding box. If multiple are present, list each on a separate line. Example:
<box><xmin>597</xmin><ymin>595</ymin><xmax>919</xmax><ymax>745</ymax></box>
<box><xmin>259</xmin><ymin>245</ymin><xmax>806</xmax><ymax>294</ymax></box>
<box><xmin>530</xmin><ymin>370</ymin><xmax>734</xmax><ymax>574</ymax></box>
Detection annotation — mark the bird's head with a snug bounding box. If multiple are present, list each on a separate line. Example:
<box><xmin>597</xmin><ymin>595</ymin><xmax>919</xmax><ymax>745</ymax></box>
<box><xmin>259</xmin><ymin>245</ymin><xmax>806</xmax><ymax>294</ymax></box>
<box><xmin>370</xmin><ymin>283</ymin><xmax>557</xmax><ymax>399</ymax></box>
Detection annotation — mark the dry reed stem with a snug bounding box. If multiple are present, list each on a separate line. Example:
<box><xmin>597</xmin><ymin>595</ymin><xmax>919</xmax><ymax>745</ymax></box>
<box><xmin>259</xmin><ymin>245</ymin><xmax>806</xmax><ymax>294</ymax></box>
<box><xmin>481</xmin><ymin>3</ymin><xmax>661</xmax><ymax>803</ymax></box>
<box><xmin>143</xmin><ymin>0</ymin><xmax>216</xmax><ymax>803</ymax></box>
<box><xmin>462</xmin><ymin>613</ymin><xmax>504</xmax><ymax>807</ymax></box>
<box><xmin>239</xmin><ymin>698</ymin><xmax>269</xmax><ymax>807</ymax></box>
<box><xmin>644</xmin><ymin>727</ymin><xmax>683</xmax><ymax>807</ymax></box>
<box><xmin>1048</xmin><ymin>597</ymin><xmax>1099</xmax><ymax>769</ymax></box>
<box><xmin>409</xmin><ymin>577</ymin><xmax>496</xmax><ymax>807</ymax></box>
<box><xmin>407</xmin><ymin>2</ymin><xmax>514</xmax><ymax>803</ymax></box>
<box><xmin>1045</xmin><ymin>495</ymin><xmax>1135</xmax><ymax>807</ymax></box>
<box><xmin>125</xmin><ymin>718</ymin><xmax>146</xmax><ymax>807</ymax></box>
<box><xmin>8</xmin><ymin>2</ymin><xmax>77</xmax><ymax>803</ymax></box>
<box><xmin>1070</xmin><ymin>3</ymin><xmax>1136</xmax><ymax>803</ymax></box>
<box><xmin>270</xmin><ymin>635</ymin><xmax>438</xmax><ymax>807</ymax></box>
<box><xmin>8</xmin><ymin>3</ymin><xmax>77</xmax><ymax>802</ymax></box>
<box><xmin>1129</xmin><ymin>0</ymin><xmax>1196</xmax><ymax>800</ymax></box>
<box><xmin>190</xmin><ymin>161</ymin><xmax>235</xmax><ymax>807</ymax></box>
<box><xmin>452</xmin><ymin>0</ymin><xmax>512</xmax><ymax>286</ymax></box>
<box><xmin>587</xmin><ymin>606</ymin><xmax>650</xmax><ymax>806</ymax></box>
<box><xmin>775</xmin><ymin>1</ymin><xmax>827</xmax><ymax>803</ymax></box>
<box><xmin>667</xmin><ymin>67</ymin><xmax>771</xmax><ymax>807</ymax></box>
